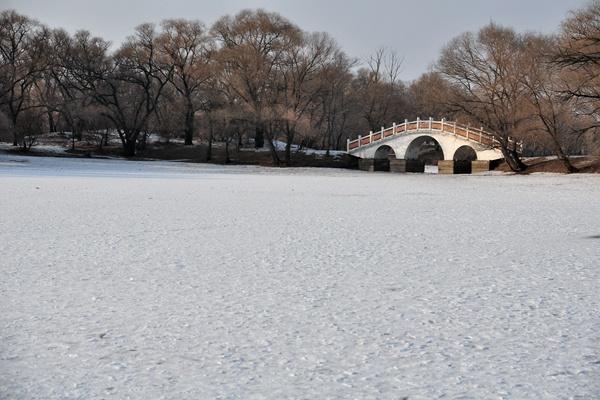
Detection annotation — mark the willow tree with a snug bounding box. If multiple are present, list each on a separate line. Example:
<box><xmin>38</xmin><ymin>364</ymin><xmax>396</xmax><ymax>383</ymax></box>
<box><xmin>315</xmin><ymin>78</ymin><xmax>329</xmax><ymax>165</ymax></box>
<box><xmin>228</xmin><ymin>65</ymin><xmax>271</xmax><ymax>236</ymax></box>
<box><xmin>158</xmin><ymin>19</ymin><xmax>214</xmax><ymax>145</ymax></box>
<box><xmin>276</xmin><ymin>32</ymin><xmax>343</xmax><ymax>165</ymax></box>
<box><xmin>554</xmin><ymin>0</ymin><xmax>600</xmax><ymax>155</ymax></box>
<box><xmin>69</xmin><ymin>25</ymin><xmax>173</xmax><ymax>156</ymax></box>
<box><xmin>438</xmin><ymin>23</ymin><xmax>529</xmax><ymax>171</ymax></box>
<box><xmin>212</xmin><ymin>9</ymin><xmax>301</xmax><ymax>150</ymax></box>
<box><xmin>0</xmin><ymin>10</ymin><xmax>50</xmax><ymax>147</ymax></box>
<box><xmin>520</xmin><ymin>35</ymin><xmax>586</xmax><ymax>173</ymax></box>
<box><xmin>313</xmin><ymin>50</ymin><xmax>355</xmax><ymax>152</ymax></box>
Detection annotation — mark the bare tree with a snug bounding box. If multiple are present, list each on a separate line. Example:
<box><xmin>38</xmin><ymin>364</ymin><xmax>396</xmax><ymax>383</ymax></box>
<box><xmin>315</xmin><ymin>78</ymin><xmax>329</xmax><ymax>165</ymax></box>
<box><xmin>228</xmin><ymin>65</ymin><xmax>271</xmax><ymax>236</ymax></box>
<box><xmin>69</xmin><ymin>26</ymin><xmax>173</xmax><ymax>156</ymax></box>
<box><xmin>354</xmin><ymin>48</ymin><xmax>406</xmax><ymax>132</ymax></box>
<box><xmin>313</xmin><ymin>51</ymin><xmax>355</xmax><ymax>152</ymax></box>
<box><xmin>40</xmin><ymin>29</ymin><xmax>97</xmax><ymax>149</ymax></box>
<box><xmin>521</xmin><ymin>35</ymin><xmax>586</xmax><ymax>172</ymax></box>
<box><xmin>554</xmin><ymin>0</ymin><xmax>600</xmax><ymax>152</ymax></box>
<box><xmin>158</xmin><ymin>19</ymin><xmax>214</xmax><ymax>145</ymax></box>
<box><xmin>275</xmin><ymin>32</ymin><xmax>342</xmax><ymax>165</ymax></box>
<box><xmin>212</xmin><ymin>9</ymin><xmax>301</xmax><ymax>153</ymax></box>
<box><xmin>0</xmin><ymin>10</ymin><xmax>50</xmax><ymax>148</ymax></box>
<box><xmin>10</xmin><ymin>8</ymin><xmax>598</xmax><ymax>166</ymax></box>
<box><xmin>438</xmin><ymin>23</ymin><xmax>529</xmax><ymax>171</ymax></box>
<box><xmin>407</xmin><ymin>71</ymin><xmax>457</xmax><ymax>120</ymax></box>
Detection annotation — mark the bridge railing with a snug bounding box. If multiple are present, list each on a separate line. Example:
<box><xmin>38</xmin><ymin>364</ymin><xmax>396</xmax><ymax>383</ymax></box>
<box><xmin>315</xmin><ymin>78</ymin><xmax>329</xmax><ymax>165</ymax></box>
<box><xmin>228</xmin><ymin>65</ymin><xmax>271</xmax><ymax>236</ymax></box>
<box><xmin>347</xmin><ymin>118</ymin><xmax>523</xmax><ymax>153</ymax></box>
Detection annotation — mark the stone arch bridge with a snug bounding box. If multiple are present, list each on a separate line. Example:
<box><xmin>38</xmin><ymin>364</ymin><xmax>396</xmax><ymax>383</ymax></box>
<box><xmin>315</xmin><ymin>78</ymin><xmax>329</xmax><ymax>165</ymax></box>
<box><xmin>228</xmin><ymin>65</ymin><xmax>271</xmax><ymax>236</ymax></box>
<box><xmin>347</xmin><ymin>118</ymin><xmax>520</xmax><ymax>173</ymax></box>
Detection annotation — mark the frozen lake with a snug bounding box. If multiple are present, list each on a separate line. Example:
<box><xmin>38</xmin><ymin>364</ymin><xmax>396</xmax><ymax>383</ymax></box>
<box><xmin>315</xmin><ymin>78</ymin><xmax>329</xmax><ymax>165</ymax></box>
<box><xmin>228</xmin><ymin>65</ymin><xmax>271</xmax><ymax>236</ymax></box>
<box><xmin>1</xmin><ymin>154</ymin><xmax>599</xmax><ymax>399</ymax></box>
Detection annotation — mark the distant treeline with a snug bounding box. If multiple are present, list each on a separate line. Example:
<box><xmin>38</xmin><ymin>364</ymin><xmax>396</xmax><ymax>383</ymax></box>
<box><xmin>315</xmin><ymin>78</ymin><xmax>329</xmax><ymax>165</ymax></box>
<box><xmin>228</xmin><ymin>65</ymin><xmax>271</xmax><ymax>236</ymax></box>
<box><xmin>1</xmin><ymin>4</ymin><xmax>600</xmax><ymax>171</ymax></box>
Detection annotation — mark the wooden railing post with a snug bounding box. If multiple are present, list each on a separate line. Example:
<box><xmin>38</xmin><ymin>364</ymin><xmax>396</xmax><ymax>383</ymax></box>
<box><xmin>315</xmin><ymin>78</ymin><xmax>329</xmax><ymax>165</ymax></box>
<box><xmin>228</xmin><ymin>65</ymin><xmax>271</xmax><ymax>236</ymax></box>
<box><xmin>441</xmin><ymin>118</ymin><xmax>445</xmax><ymax>132</ymax></box>
<box><xmin>358</xmin><ymin>135</ymin><xmax>362</xmax><ymax>148</ymax></box>
<box><xmin>416</xmin><ymin>117</ymin><xmax>420</xmax><ymax>131</ymax></box>
<box><xmin>404</xmin><ymin>119</ymin><xmax>408</xmax><ymax>132</ymax></box>
<box><xmin>369</xmin><ymin>131</ymin><xmax>373</xmax><ymax>143</ymax></box>
<box><xmin>453</xmin><ymin>122</ymin><xmax>456</xmax><ymax>135</ymax></box>
<box><xmin>392</xmin><ymin>122</ymin><xmax>396</xmax><ymax>135</ymax></box>
<box><xmin>429</xmin><ymin>117</ymin><xmax>433</xmax><ymax>130</ymax></box>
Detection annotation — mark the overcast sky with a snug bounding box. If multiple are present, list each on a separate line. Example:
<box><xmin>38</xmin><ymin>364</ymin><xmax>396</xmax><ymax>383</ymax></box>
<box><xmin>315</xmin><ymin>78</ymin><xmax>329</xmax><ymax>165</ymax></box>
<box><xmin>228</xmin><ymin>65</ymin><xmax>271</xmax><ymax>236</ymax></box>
<box><xmin>3</xmin><ymin>0</ymin><xmax>590</xmax><ymax>80</ymax></box>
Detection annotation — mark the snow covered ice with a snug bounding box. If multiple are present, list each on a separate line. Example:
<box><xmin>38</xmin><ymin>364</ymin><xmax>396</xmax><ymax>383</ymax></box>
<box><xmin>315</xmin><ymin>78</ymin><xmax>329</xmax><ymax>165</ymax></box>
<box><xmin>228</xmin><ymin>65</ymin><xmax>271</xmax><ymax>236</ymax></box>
<box><xmin>1</xmin><ymin>154</ymin><xmax>599</xmax><ymax>399</ymax></box>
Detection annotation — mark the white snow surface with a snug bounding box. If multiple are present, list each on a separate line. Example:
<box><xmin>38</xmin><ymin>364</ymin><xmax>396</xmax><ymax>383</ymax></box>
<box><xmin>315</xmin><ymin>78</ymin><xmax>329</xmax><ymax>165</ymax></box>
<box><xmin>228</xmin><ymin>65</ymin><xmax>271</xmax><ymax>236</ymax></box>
<box><xmin>1</xmin><ymin>154</ymin><xmax>599</xmax><ymax>399</ymax></box>
<box><xmin>251</xmin><ymin>140</ymin><xmax>345</xmax><ymax>157</ymax></box>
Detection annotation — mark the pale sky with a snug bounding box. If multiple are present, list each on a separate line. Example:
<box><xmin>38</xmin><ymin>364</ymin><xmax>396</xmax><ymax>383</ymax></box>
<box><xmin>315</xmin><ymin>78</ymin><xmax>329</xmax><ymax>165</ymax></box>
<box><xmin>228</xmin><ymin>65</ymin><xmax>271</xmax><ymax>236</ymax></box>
<box><xmin>2</xmin><ymin>0</ymin><xmax>590</xmax><ymax>80</ymax></box>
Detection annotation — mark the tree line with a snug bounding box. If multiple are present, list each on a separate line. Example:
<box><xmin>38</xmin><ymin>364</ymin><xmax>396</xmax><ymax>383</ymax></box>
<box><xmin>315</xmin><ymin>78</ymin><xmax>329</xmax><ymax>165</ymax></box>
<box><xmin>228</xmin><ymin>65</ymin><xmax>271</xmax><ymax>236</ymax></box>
<box><xmin>1</xmin><ymin>3</ymin><xmax>600</xmax><ymax>170</ymax></box>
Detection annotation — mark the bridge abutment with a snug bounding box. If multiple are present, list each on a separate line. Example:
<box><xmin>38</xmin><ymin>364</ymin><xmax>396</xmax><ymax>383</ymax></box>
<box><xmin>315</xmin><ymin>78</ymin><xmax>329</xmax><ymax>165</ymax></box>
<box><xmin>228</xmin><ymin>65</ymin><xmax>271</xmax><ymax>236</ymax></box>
<box><xmin>439</xmin><ymin>160</ymin><xmax>493</xmax><ymax>174</ymax></box>
<box><xmin>439</xmin><ymin>160</ymin><xmax>473</xmax><ymax>174</ymax></box>
<box><xmin>358</xmin><ymin>158</ymin><xmax>396</xmax><ymax>172</ymax></box>
<box><xmin>358</xmin><ymin>158</ymin><xmax>376</xmax><ymax>172</ymax></box>
<box><xmin>389</xmin><ymin>159</ymin><xmax>425</xmax><ymax>173</ymax></box>
<box><xmin>438</xmin><ymin>161</ymin><xmax>454</xmax><ymax>174</ymax></box>
<box><xmin>358</xmin><ymin>159</ymin><xmax>493</xmax><ymax>174</ymax></box>
<box><xmin>471</xmin><ymin>160</ymin><xmax>491</xmax><ymax>173</ymax></box>
<box><xmin>438</xmin><ymin>160</ymin><xmax>473</xmax><ymax>174</ymax></box>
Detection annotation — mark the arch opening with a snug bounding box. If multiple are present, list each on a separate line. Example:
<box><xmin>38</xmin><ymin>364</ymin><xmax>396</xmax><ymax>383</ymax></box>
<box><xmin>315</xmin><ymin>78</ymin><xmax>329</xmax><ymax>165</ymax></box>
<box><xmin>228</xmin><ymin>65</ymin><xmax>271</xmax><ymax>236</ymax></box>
<box><xmin>374</xmin><ymin>145</ymin><xmax>395</xmax><ymax>171</ymax></box>
<box><xmin>453</xmin><ymin>146</ymin><xmax>477</xmax><ymax>161</ymax></box>
<box><xmin>405</xmin><ymin>136</ymin><xmax>445</xmax><ymax>165</ymax></box>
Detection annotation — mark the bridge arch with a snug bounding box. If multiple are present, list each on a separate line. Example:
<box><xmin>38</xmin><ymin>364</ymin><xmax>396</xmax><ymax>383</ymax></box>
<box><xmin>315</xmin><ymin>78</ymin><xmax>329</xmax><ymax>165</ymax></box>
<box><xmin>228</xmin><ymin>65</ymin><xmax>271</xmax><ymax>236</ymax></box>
<box><xmin>374</xmin><ymin>145</ymin><xmax>395</xmax><ymax>159</ymax></box>
<box><xmin>453</xmin><ymin>145</ymin><xmax>477</xmax><ymax>161</ymax></box>
<box><xmin>406</xmin><ymin>136</ymin><xmax>444</xmax><ymax>164</ymax></box>
<box><xmin>347</xmin><ymin>119</ymin><xmax>508</xmax><ymax>163</ymax></box>
<box><xmin>373</xmin><ymin>145</ymin><xmax>395</xmax><ymax>171</ymax></box>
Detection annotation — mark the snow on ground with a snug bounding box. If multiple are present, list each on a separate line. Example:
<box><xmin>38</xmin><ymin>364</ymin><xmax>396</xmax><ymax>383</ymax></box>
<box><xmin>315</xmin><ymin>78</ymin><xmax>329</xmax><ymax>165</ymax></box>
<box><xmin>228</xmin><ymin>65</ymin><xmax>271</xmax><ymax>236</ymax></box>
<box><xmin>1</xmin><ymin>154</ymin><xmax>599</xmax><ymax>399</ymax></box>
<box><xmin>0</xmin><ymin>143</ymin><xmax>68</xmax><ymax>155</ymax></box>
<box><xmin>250</xmin><ymin>140</ymin><xmax>345</xmax><ymax>157</ymax></box>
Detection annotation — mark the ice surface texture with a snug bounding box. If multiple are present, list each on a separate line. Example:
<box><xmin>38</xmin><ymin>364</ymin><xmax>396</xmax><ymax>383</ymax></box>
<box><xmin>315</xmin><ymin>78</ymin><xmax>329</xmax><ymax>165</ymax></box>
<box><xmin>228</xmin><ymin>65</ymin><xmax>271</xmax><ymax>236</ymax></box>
<box><xmin>1</xmin><ymin>154</ymin><xmax>599</xmax><ymax>399</ymax></box>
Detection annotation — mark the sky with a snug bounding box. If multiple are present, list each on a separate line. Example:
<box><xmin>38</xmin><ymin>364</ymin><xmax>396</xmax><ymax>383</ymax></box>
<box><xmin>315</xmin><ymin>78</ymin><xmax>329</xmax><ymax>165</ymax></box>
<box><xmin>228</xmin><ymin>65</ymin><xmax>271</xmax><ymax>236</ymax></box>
<box><xmin>2</xmin><ymin>0</ymin><xmax>590</xmax><ymax>80</ymax></box>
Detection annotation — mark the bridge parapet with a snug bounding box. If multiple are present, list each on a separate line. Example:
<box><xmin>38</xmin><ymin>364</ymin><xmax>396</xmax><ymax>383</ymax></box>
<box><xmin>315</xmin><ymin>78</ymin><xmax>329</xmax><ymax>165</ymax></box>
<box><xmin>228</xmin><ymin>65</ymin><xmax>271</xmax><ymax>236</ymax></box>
<box><xmin>347</xmin><ymin>118</ymin><xmax>523</xmax><ymax>153</ymax></box>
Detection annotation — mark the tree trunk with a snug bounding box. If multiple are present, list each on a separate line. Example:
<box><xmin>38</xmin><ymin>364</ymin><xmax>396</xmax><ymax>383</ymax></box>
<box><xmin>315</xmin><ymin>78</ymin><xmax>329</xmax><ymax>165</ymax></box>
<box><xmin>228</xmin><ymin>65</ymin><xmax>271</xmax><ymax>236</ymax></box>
<box><xmin>11</xmin><ymin>114</ymin><xmax>18</xmax><ymax>146</ymax></box>
<box><xmin>548</xmin><ymin>136</ymin><xmax>578</xmax><ymax>173</ymax></box>
<box><xmin>500</xmin><ymin>145</ymin><xmax>527</xmax><ymax>172</ymax></box>
<box><xmin>255</xmin><ymin>124</ymin><xmax>265</xmax><ymax>148</ymax></box>
<box><xmin>139</xmin><ymin>131</ymin><xmax>148</xmax><ymax>151</ymax></box>
<box><xmin>264</xmin><ymin>122</ymin><xmax>280</xmax><ymax>166</ymax></box>
<box><xmin>554</xmin><ymin>146</ymin><xmax>578</xmax><ymax>173</ymax></box>
<box><xmin>206</xmin><ymin>123</ymin><xmax>213</xmax><ymax>161</ymax></box>
<box><xmin>558</xmin><ymin>155</ymin><xmax>578</xmax><ymax>173</ymax></box>
<box><xmin>335</xmin><ymin>134</ymin><xmax>343</xmax><ymax>151</ymax></box>
<box><xmin>267</xmin><ymin>138</ymin><xmax>280</xmax><ymax>166</ymax></box>
<box><xmin>285</xmin><ymin>141</ymin><xmax>292</xmax><ymax>166</ymax></box>
<box><xmin>22</xmin><ymin>137</ymin><xmax>35</xmax><ymax>151</ymax></box>
<box><xmin>48</xmin><ymin>110</ymin><xmax>56</xmax><ymax>133</ymax></box>
<box><xmin>123</xmin><ymin>138</ymin><xmax>137</xmax><ymax>157</ymax></box>
<box><xmin>284</xmin><ymin>123</ymin><xmax>294</xmax><ymax>167</ymax></box>
<box><xmin>184</xmin><ymin>101</ymin><xmax>194</xmax><ymax>146</ymax></box>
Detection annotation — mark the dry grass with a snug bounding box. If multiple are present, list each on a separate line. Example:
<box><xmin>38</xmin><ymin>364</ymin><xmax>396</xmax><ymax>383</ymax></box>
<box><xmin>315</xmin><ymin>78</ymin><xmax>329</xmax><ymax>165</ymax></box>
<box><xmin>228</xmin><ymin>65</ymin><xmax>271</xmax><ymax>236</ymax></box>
<box><xmin>494</xmin><ymin>156</ymin><xmax>600</xmax><ymax>173</ymax></box>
